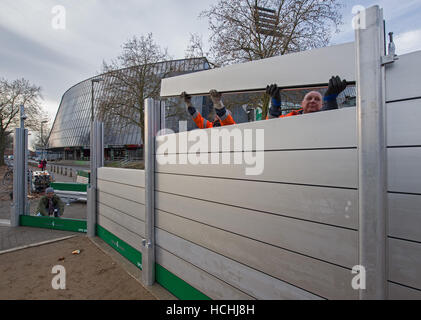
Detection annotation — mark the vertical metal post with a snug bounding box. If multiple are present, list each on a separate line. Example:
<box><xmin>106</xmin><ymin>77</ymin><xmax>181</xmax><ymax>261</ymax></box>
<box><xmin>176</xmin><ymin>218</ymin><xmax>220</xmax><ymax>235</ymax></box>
<box><xmin>160</xmin><ymin>101</ymin><xmax>166</xmax><ymax>134</ymax></box>
<box><xmin>355</xmin><ymin>5</ymin><xmax>387</xmax><ymax>299</ymax></box>
<box><xmin>87</xmin><ymin>78</ymin><xmax>103</xmax><ymax>237</ymax></box>
<box><xmin>87</xmin><ymin>120</ymin><xmax>95</xmax><ymax>237</ymax></box>
<box><xmin>11</xmin><ymin>128</ymin><xmax>28</xmax><ymax>226</ymax></box>
<box><xmin>142</xmin><ymin>98</ymin><xmax>160</xmax><ymax>286</ymax></box>
<box><xmin>24</xmin><ymin>131</ymin><xmax>29</xmax><ymax>215</ymax></box>
<box><xmin>88</xmin><ymin>121</ymin><xmax>104</xmax><ymax>237</ymax></box>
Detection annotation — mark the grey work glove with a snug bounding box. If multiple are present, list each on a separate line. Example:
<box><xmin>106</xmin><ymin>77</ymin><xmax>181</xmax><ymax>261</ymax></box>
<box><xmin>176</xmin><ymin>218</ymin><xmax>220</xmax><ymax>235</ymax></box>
<box><xmin>324</xmin><ymin>76</ymin><xmax>347</xmax><ymax>99</ymax></box>
<box><xmin>181</xmin><ymin>92</ymin><xmax>196</xmax><ymax>116</ymax></box>
<box><xmin>180</xmin><ymin>91</ymin><xmax>192</xmax><ymax>107</ymax></box>
<box><xmin>209</xmin><ymin>89</ymin><xmax>224</xmax><ymax>110</ymax></box>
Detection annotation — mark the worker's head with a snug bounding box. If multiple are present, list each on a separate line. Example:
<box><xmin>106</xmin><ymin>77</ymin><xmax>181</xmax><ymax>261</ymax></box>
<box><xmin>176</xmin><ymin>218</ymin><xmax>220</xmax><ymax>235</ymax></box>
<box><xmin>301</xmin><ymin>91</ymin><xmax>323</xmax><ymax>114</ymax></box>
<box><xmin>45</xmin><ymin>187</ymin><xmax>54</xmax><ymax>199</ymax></box>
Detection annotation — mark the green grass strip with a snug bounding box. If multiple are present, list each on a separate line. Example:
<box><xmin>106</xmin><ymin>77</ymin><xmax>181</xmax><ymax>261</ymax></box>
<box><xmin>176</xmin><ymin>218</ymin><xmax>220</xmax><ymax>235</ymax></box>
<box><xmin>96</xmin><ymin>224</ymin><xmax>210</xmax><ymax>300</ymax></box>
<box><xmin>20</xmin><ymin>215</ymin><xmax>87</xmax><ymax>233</ymax></box>
<box><xmin>50</xmin><ymin>182</ymin><xmax>88</xmax><ymax>192</ymax></box>
<box><xmin>96</xmin><ymin>224</ymin><xmax>142</xmax><ymax>269</ymax></box>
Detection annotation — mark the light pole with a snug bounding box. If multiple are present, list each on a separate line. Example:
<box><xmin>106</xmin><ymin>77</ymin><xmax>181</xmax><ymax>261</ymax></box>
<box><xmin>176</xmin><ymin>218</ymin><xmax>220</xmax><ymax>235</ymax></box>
<box><xmin>91</xmin><ymin>78</ymin><xmax>104</xmax><ymax>122</ymax></box>
<box><xmin>41</xmin><ymin>120</ymin><xmax>48</xmax><ymax>159</ymax></box>
<box><xmin>88</xmin><ymin>78</ymin><xmax>103</xmax><ymax>238</ymax></box>
<box><xmin>90</xmin><ymin>78</ymin><xmax>104</xmax><ymax>173</ymax></box>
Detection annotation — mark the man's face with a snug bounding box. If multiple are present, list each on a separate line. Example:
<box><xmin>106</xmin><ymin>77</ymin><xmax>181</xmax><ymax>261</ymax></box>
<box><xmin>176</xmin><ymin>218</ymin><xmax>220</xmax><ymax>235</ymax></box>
<box><xmin>47</xmin><ymin>192</ymin><xmax>54</xmax><ymax>199</ymax></box>
<box><xmin>301</xmin><ymin>91</ymin><xmax>323</xmax><ymax>114</ymax></box>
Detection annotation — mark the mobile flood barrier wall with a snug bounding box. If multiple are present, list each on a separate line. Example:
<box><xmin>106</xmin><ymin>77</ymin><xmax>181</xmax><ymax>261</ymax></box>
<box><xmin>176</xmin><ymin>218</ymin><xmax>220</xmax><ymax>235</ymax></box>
<box><xmin>95</xmin><ymin>54</ymin><xmax>421</xmax><ymax>299</ymax></box>
<box><xmin>93</xmin><ymin>5</ymin><xmax>421</xmax><ymax>299</ymax></box>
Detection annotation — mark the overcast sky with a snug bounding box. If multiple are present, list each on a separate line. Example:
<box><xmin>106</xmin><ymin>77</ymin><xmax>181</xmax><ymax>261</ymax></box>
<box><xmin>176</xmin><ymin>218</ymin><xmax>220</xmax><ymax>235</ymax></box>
<box><xmin>1</xmin><ymin>0</ymin><xmax>420</xmax><ymax>123</ymax></box>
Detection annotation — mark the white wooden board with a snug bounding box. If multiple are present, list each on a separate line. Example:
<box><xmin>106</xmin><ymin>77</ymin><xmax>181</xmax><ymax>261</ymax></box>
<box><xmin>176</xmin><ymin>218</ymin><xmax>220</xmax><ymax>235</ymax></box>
<box><xmin>155</xmin><ymin>173</ymin><xmax>358</xmax><ymax>229</ymax></box>
<box><xmin>156</xmin><ymin>108</ymin><xmax>357</xmax><ymax>152</ymax></box>
<box><xmin>97</xmin><ymin>179</ymin><xmax>145</xmax><ymax>204</ymax></box>
<box><xmin>385</xmin><ymin>50</ymin><xmax>421</xmax><ymax>102</ymax></box>
<box><xmin>98</xmin><ymin>167</ymin><xmax>145</xmax><ymax>188</ymax></box>
<box><xmin>387</xmin><ymin>99</ymin><xmax>421</xmax><ymax>147</ymax></box>
<box><xmin>156</xmin><ymin>228</ymin><xmax>322</xmax><ymax>300</ymax></box>
<box><xmin>156</xmin><ymin>247</ymin><xmax>254</xmax><ymax>300</ymax></box>
<box><xmin>98</xmin><ymin>191</ymin><xmax>146</xmax><ymax>221</ymax></box>
<box><xmin>155</xmin><ymin>222</ymin><xmax>357</xmax><ymax>299</ymax></box>
<box><xmin>156</xmin><ymin>191</ymin><xmax>357</xmax><ymax>259</ymax></box>
<box><xmin>389</xmin><ymin>193</ymin><xmax>421</xmax><ymax>242</ymax></box>
<box><xmin>156</xmin><ymin>209</ymin><xmax>357</xmax><ymax>268</ymax></box>
<box><xmin>388</xmin><ymin>148</ymin><xmax>421</xmax><ymax>194</ymax></box>
<box><xmin>98</xmin><ymin>203</ymin><xmax>145</xmax><ymax>238</ymax></box>
<box><xmin>388</xmin><ymin>282</ymin><xmax>421</xmax><ymax>300</ymax></box>
<box><xmin>156</xmin><ymin>149</ymin><xmax>357</xmax><ymax>189</ymax></box>
<box><xmin>161</xmin><ymin>42</ymin><xmax>355</xmax><ymax>97</ymax></box>
<box><xmin>97</xmin><ymin>215</ymin><xmax>143</xmax><ymax>252</ymax></box>
<box><xmin>389</xmin><ymin>238</ymin><xmax>421</xmax><ymax>290</ymax></box>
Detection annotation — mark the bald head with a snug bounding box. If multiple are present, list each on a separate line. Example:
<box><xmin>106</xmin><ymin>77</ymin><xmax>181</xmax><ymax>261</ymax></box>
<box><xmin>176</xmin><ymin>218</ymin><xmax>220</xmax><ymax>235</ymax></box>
<box><xmin>301</xmin><ymin>91</ymin><xmax>323</xmax><ymax>114</ymax></box>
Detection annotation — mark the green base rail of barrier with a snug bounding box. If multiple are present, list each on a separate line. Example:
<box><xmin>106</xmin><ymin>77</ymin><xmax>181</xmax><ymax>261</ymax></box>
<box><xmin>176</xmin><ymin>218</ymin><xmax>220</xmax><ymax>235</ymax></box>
<box><xmin>20</xmin><ymin>215</ymin><xmax>87</xmax><ymax>233</ymax></box>
<box><xmin>17</xmin><ymin>217</ymin><xmax>210</xmax><ymax>299</ymax></box>
<box><xmin>50</xmin><ymin>182</ymin><xmax>88</xmax><ymax>192</ymax></box>
<box><xmin>96</xmin><ymin>224</ymin><xmax>210</xmax><ymax>300</ymax></box>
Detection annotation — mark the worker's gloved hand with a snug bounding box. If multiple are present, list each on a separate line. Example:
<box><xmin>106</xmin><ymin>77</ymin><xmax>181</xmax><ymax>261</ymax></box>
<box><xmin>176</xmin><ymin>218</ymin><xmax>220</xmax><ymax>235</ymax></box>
<box><xmin>266</xmin><ymin>84</ymin><xmax>281</xmax><ymax>105</ymax></box>
<box><xmin>324</xmin><ymin>76</ymin><xmax>347</xmax><ymax>101</ymax></box>
<box><xmin>209</xmin><ymin>89</ymin><xmax>224</xmax><ymax>110</ymax></box>
<box><xmin>180</xmin><ymin>91</ymin><xmax>192</xmax><ymax>107</ymax></box>
<box><xmin>181</xmin><ymin>92</ymin><xmax>196</xmax><ymax>116</ymax></box>
<box><xmin>266</xmin><ymin>84</ymin><xmax>282</xmax><ymax>118</ymax></box>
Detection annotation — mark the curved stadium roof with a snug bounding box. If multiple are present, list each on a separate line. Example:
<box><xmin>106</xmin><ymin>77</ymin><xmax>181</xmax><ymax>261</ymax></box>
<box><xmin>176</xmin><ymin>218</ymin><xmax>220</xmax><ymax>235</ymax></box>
<box><xmin>47</xmin><ymin>57</ymin><xmax>210</xmax><ymax>149</ymax></box>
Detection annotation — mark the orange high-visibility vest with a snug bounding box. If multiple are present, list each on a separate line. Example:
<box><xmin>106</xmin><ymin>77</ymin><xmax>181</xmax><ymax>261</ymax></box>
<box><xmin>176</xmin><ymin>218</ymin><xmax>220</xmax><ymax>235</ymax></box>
<box><xmin>192</xmin><ymin>110</ymin><xmax>235</xmax><ymax>129</ymax></box>
<box><xmin>266</xmin><ymin>109</ymin><xmax>304</xmax><ymax>119</ymax></box>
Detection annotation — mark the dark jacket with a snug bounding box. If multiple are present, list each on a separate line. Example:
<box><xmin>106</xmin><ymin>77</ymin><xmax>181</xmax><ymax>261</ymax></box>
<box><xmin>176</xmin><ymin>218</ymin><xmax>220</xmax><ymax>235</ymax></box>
<box><xmin>36</xmin><ymin>194</ymin><xmax>65</xmax><ymax>216</ymax></box>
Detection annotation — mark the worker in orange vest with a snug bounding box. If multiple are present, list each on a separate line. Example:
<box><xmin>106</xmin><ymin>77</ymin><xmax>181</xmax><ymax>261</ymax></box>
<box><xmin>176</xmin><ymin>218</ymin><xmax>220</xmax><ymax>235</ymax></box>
<box><xmin>181</xmin><ymin>90</ymin><xmax>236</xmax><ymax>129</ymax></box>
<box><xmin>266</xmin><ymin>76</ymin><xmax>347</xmax><ymax>119</ymax></box>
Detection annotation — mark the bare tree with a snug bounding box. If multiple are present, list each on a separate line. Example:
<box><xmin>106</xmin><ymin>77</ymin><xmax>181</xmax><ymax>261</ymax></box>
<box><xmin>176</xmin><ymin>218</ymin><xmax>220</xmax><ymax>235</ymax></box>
<box><xmin>0</xmin><ymin>78</ymin><xmax>43</xmax><ymax>165</ymax></box>
<box><xmin>97</xmin><ymin>33</ymin><xmax>171</xmax><ymax>143</ymax></box>
<box><xmin>187</xmin><ymin>0</ymin><xmax>343</xmax><ymax>117</ymax></box>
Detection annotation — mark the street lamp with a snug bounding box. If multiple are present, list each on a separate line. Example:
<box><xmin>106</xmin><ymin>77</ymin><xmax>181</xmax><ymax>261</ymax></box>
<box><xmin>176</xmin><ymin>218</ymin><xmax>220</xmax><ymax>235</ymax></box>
<box><xmin>41</xmin><ymin>120</ymin><xmax>48</xmax><ymax>159</ymax></box>
<box><xmin>91</xmin><ymin>78</ymin><xmax>104</xmax><ymax>122</ymax></box>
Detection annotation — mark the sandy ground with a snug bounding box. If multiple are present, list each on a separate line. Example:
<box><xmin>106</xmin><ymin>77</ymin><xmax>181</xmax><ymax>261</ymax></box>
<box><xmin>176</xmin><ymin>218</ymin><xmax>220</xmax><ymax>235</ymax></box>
<box><xmin>0</xmin><ymin>236</ymin><xmax>156</xmax><ymax>300</ymax></box>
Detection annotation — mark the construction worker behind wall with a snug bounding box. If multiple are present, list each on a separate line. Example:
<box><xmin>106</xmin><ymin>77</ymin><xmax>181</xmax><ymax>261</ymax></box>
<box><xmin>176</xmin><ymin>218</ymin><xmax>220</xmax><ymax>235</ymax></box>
<box><xmin>181</xmin><ymin>90</ymin><xmax>236</xmax><ymax>129</ymax></box>
<box><xmin>266</xmin><ymin>76</ymin><xmax>348</xmax><ymax>118</ymax></box>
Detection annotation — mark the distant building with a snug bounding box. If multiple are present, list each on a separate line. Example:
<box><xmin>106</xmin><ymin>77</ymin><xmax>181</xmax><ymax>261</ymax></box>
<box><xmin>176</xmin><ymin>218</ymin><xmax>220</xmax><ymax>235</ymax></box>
<box><xmin>47</xmin><ymin>58</ymin><xmax>212</xmax><ymax>161</ymax></box>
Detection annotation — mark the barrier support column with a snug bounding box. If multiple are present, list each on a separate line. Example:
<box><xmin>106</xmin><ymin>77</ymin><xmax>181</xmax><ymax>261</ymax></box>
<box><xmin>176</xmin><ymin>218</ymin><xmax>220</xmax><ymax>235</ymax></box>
<box><xmin>356</xmin><ymin>5</ymin><xmax>388</xmax><ymax>299</ymax></box>
<box><xmin>87</xmin><ymin>121</ymin><xmax>104</xmax><ymax>237</ymax></box>
<box><xmin>11</xmin><ymin>105</ymin><xmax>28</xmax><ymax>227</ymax></box>
<box><xmin>142</xmin><ymin>98</ymin><xmax>160</xmax><ymax>286</ymax></box>
<box><xmin>11</xmin><ymin>128</ymin><xmax>28</xmax><ymax>226</ymax></box>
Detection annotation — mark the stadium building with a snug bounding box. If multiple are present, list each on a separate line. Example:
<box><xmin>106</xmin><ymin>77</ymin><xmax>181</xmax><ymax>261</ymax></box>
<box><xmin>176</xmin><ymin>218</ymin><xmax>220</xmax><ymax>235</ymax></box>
<box><xmin>46</xmin><ymin>57</ymin><xmax>214</xmax><ymax>161</ymax></box>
